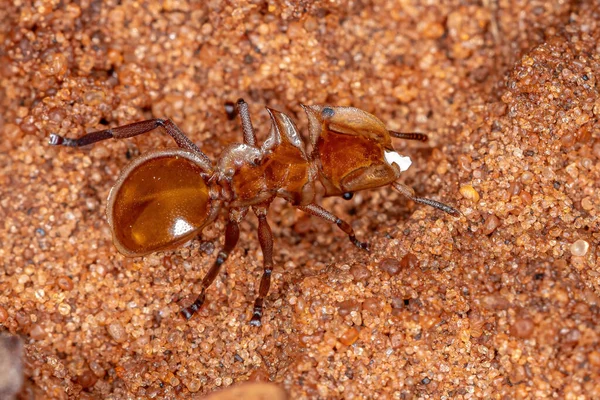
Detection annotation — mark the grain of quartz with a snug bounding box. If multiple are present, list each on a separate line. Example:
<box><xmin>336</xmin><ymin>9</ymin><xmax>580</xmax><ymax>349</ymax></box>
<box><xmin>0</xmin><ymin>307</ymin><xmax>8</xmax><ymax>324</ymax></box>
<box><xmin>570</xmin><ymin>239</ymin><xmax>590</xmax><ymax>257</ymax></box>
<box><xmin>459</xmin><ymin>184</ymin><xmax>480</xmax><ymax>203</ymax></box>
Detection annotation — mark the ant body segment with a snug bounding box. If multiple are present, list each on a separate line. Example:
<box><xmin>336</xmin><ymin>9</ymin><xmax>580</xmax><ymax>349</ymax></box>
<box><xmin>49</xmin><ymin>99</ymin><xmax>458</xmax><ymax>326</ymax></box>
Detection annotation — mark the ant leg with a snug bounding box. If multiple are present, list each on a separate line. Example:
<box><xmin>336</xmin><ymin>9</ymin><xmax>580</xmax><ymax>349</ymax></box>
<box><xmin>49</xmin><ymin>119</ymin><xmax>212</xmax><ymax>166</ymax></box>
<box><xmin>392</xmin><ymin>182</ymin><xmax>460</xmax><ymax>216</ymax></box>
<box><xmin>249</xmin><ymin>205</ymin><xmax>274</xmax><ymax>326</ymax></box>
<box><xmin>297</xmin><ymin>204</ymin><xmax>370</xmax><ymax>252</ymax></box>
<box><xmin>180</xmin><ymin>209</ymin><xmax>246</xmax><ymax>320</ymax></box>
<box><xmin>389</xmin><ymin>131</ymin><xmax>428</xmax><ymax>142</ymax></box>
<box><xmin>236</xmin><ymin>98</ymin><xmax>258</xmax><ymax>147</ymax></box>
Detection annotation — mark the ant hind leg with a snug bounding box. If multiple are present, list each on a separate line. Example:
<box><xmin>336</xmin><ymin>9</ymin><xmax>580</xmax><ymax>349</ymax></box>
<box><xmin>180</xmin><ymin>210</ymin><xmax>245</xmax><ymax>320</ymax></box>
<box><xmin>49</xmin><ymin>119</ymin><xmax>212</xmax><ymax>166</ymax></box>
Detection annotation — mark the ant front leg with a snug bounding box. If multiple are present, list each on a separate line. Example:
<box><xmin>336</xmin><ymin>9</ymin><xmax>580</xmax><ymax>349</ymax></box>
<box><xmin>297</xmin><ymin>204</ymin><xmax>370</xmax><ymax>252</ymax></box>
<box><xmin>180</xmin><ymin>208</ymin><xmax>247</xmax><ymax>320</ymax></box>
<box><xmin>49</xmin><ymin>118</ymin><xmax>212</xmax><ymax>166</ymax></box>
<box><xmin>236</xmin><ymin>98</ymin><xmax>258</xmax><ymax>147</ymax></box>
<box><xmin>392</xmin><ymin>182</ymin><xmax>460</xmax><ymax>216</ymax></box>
<box><xmin>249</xmin><ymin>204</ymin><xmax>274</xmax><ymax>327</ymax></box>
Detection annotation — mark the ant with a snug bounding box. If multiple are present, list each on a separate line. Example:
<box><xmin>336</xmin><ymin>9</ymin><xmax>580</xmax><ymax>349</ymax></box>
<box><xmin>49</xmin><ymin>99</ymin><xmax>459</xmax><ymax>326</ymax></box>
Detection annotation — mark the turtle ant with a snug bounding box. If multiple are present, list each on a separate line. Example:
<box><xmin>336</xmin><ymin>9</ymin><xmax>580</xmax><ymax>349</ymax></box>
<box><xmin>48</xmin><ymin>99</ymin><xmax>458</xmax><ymax>326</ymax></box>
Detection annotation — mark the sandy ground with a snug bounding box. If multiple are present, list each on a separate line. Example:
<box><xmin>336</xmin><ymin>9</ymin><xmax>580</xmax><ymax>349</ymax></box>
<box><xmin>1</xmin><ymin>0</ymin><xmax>599</xmax><ymax>398</ymax></box>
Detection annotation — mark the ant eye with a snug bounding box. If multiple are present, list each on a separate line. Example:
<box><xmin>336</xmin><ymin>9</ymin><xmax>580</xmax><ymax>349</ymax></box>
<box><xmin>322</xmin><ymin>107</ymin><xmax>335</xmax><ymax>119</ymax></box>
<box><xmin>342</xmin><ymin>192</ymin><xmax>353</xmax><ymax>200</ymax></box>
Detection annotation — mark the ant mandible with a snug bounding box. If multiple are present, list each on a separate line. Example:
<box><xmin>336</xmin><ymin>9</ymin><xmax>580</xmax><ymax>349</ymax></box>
<box><xmin>49</xmin><ymin>99</ymin><xmax>459</xmax><ymax>326</ymax></box>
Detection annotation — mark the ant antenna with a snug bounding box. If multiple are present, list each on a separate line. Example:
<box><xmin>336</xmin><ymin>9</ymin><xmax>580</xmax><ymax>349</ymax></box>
<box><xmin>389</xmin><ymin>131</ymin><xmax>428</xmax><ymax>142</ymax></box>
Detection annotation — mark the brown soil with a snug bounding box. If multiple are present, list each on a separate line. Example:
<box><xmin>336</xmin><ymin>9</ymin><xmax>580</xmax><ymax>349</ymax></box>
<box><xmin>1</xmin><ymin>1</ymin><xmax>599</xmax><ymax>399</ymax></box>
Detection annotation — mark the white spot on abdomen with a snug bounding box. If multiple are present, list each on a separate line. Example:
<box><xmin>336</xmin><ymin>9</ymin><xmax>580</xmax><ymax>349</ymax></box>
<box><xmin>172</xmin><ymin>218</ymin><xmax>194</xmax><ymax>237</ymax></box>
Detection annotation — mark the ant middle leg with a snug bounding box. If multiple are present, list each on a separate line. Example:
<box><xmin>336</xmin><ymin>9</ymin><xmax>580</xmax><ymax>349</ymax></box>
<box><xmin>392</xmin><ymin>182</ymin><xmax>460</xmax><ymax>216</ymax></box>
<box><xmin>249</xmin><ymin>204</ymin><xmax>274</xmax><ymax>326</ymax></box>
<box><xmin>180</xmin><ymin>208</ymin><xmax>247</xmax><ymax>320</ymax></box>
<box><xmin>49</xmin><ymin>119</ymin><xmax>212</xmax><ymax>166</ymax></box>
<box><xmin>297</xmin><ymin>204</ymin><xmax>370</xmax><ymax>252</ymax></box>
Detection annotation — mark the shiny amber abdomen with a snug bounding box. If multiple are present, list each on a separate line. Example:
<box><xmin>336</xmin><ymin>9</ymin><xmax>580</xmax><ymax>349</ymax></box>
<box><xmin>109</xmin><ymin>155</ymin><xmax>211</xmax><ymax>255</ymax></box>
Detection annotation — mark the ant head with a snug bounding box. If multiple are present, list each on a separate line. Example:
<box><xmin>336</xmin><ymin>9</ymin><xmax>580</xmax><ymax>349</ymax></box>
<box><xmin>302</xmin><ymin>105</ymin><xmax>412</xmax><ymax>197</ymax></box>
<box><xmin>107</xmin><ymin>149</ymin><xmax>219</xmax><ymax>256</ymax></box>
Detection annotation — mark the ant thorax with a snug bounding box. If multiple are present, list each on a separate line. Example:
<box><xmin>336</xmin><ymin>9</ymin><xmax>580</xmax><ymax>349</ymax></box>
<box><xmin>217</xmin><ymin>109</ymin><xmax>315</xmax><ymax>208</ymax></box>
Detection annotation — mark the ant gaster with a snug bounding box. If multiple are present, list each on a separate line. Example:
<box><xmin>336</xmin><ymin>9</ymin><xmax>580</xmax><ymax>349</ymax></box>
<box><xmin>49</xmin><ymin>99</ymin><xmax>458</xmax><ymax>326</ymax></box>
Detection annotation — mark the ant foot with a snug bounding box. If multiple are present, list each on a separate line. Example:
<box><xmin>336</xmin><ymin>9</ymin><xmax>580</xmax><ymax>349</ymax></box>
<box><xmin>350</xmin><ymin>236</ymin><xmax>370</xmax><ymax>252</ymax></box>
<box><xmin>180</xmin><ymin>305</ymin><xmax>197</xmax><ymax>320</ymax></box>
<box><xmin>48</xmin><ymin>133</ymin><xmax>65</xmax><ymax>146</ymax></box>
<box><xmin>49</xmin><ymin>133</ymin><xmax>77</xmax><ymax>147</ymax></box>
<box><xmin>180</xmin><ymin>293</ymin><xmax>205</xmax><ymax>320</ymax></box>
<box><xmin>249</xmin><ymin>315</ymin><xmax>262</xmax><ymax>327</ymax></box>
<box><xmin>249</xmin><ymin>304</ymin><xmax>263</xmax><ymax>326</ymax></box>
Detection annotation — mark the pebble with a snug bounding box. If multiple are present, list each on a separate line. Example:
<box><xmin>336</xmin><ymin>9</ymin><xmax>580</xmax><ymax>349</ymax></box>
<box><xmin>570</xmin><ymin>239</ymin><xmax>589</xmax><ymax>257</ymax></box>
<box><xmin>459</xmin><ymin>184</ymin><xmax>480</xmax><ymax>203</ymax></box>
